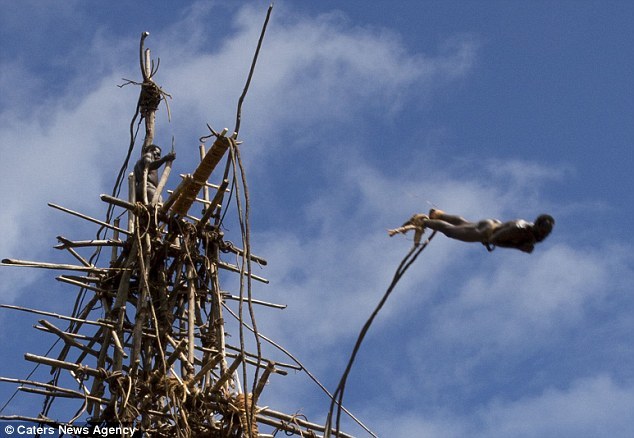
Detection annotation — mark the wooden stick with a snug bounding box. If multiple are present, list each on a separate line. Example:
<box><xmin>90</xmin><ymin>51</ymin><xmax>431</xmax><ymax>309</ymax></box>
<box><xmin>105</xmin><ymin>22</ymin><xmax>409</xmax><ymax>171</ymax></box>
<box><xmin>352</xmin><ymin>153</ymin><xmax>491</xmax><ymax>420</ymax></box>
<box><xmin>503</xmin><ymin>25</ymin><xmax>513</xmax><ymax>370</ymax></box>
<box><xmin>258</xmin><ymin>408</ymin><xmax>356</xmax><ymax>438</ymax></box>
<box><xmin>110</xmin><ymin>329</ymin><xmax>128</xmax><ymax>359</ymax></box>
<box><xmin>224</xmin><ymin>344</ymin><xmax>299</xmax><ymax>371</ymax></box>
<box><xmin>222</xmin><ymin>293</ymin><xmax>285</xmax><ymax>309</ymax></box>
<box><xmin>161</xmin><ymin>173</ymin><xmax>193</xmax><ymax>215</ymax></box>
<box><xmin>38</xmin><ymin>320</ymin><xmax>102</xmax><ymax>360</ymax></box>
<box><xmin>129</xmin><ymin>235</ymin><xmax>150</xmax><ymax>372</ymax></box>
<box><xmin>186</xmin><ymin>264</ymin><xmax>196</xmax><ymax>379</ymax></box>
<box><xmin>110</xmin><ymin>240</ymin><xmax>137</xmax><ymax>372</ymax></box>
<box><xmin>53</xmin><ymin>239</ymin><xmax>124</xmax><ymax>249</ymax></box>
<box><xmin>210</xmin><ymin>246</ymin><xmax>229</xmax><ymax>378</ymax></box>
<box><xmin>48</xmin><ymin>203</ymin><xmax>132</xmax><ymax>236</ymax></box>
<box><xmin>51</xmin><ymin>293</ymin><xmax>102</xmax><ymax>373</ymax></box>
<box><xmin>0</xmin><ymin>304</ymin><xmax>115</xmax><ymax>329</ymax></box>
<box><xmin>128</xmin><ymin>172</ymin><xmax>136</xmax><ymax>232</ymax></box>
<box><xmin>165</xmin><ymin>334</ymin><xmax>194</xmax><ymax>373</ymax></box>
<box><xmin>141</xmin><ymin>166</ymin><xmax>149</xmax><ymax>204</ymax></box>
<box><xmin>1</xmin><ymin>258</ymin><xmax>116</xmax><ymax>273</ymax></box>
<box><xmin>24</xmin><ymin>353</ymin><xmax>105</xmax><ymax>379</ymax></box>
<box><xmin>58</xmin><ymin>274</ymin><xmax>102</xmax><ymax>283</ymax></box>
<box><xmin>252</xmin><ymin>361</ymin><xmax>274</xmax><ymax>403</ymax></box>
<box><xmin>0</xmin><ymin>377</ymin><xmax>107</xmax><ymax>406</ymax></box>
<box><xmin>164</xmin><ymin>338</ymin><xmax>188</xmax><ymax>370</ymax></box>
<box><xmin>55</xmin><ymin>275</ymin><xmax>112</xmax><ymax>295</ymax></box>
<box><xmin>144</xmin><ymin>48</ymin><xmax>151</xmax><ymax>79</ymax></box>
<box><xmin>199</xmin><ymin>144</ymin><xmax>210</xmax><ymax>202</ymax></box>
<box><xmin>100</xmin><ymin>193</ymin><xmax>138</xmax><ymax>212</ymax></box>
<box><xmin>55</xmin><ymin>236</ymin><xmax>91</xmax><ymax>267</ymax></box>
<box><xmin>33</xmin><ymin>324</ymin><xmax>93</xmax><ymax>341</ymax></box>
<box><xmin>220</xmin><ymin>242</ymin><xmax>268</xmax><ymax>266</ymax></box>
<box><xmin>196</xmin><ymin>179</ymin><xmax>229</xmax><ymax>231</ymax></box>
<box><xmin>191</xmin><ymin>354</ymin><xmax>223</xmax><ymax>385</ymax></box>
<box><xmin>17</xmin><ymin>386</ymin><xmax>104</xmax><ymax>402</ymax></box>
<box><xmin>0</xmin><ymin>415</ymin><xmax>57</xmax><ymax>425</ymax></box>
<box><xmin>178</xmin><ymin>174</ymin><xmax>229</xmax><ymax>190</ymax></box>
<box><xmin>0</xmin><ymin>377</ymin><xmax>86</xmax><ymax>395</ymax></box>
<box><xmin>151</xmin><ymin>155</ymin><xmax>173</xmax><ymax>206</ymax></box>
<box><xmin>171</xmin><ymin>135</ymin><xmax>231</xmax><ymax>216</ymax></box>
<box><xmin>167</xmin><ymin>190</ymin><xmax>212</xmax><ymax>206</ymax></box>
<box><xmin>210</xmin><ymin>354</ymin><xmax>243</xmax><ymax>393</ymax></box>
<box><xmin>255</xmin><ymin>414</ymin><xmax>355</xmax><ymax>438</ymax></box>
<box><xmin>217</xmin><ymin>261</ymin><xmax>269</xmax><ymax>284</ymax></box>
<box><xmin>112</xmin><ymin>219</ymin><xmax>120</xmax><ymax>262</ymax></box>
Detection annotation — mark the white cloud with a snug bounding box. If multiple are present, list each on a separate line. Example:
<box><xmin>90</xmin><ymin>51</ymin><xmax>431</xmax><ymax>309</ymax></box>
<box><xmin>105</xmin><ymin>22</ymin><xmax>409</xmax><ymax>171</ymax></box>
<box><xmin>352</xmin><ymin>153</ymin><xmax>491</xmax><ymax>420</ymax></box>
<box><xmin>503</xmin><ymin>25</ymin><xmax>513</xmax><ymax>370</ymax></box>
<box><xmin>430</xmin><ymin>243</ymin><xmax>613</xmax><ymax>348</ymax></box>
<box><xmin>365</xmin><ymin>375</ymin><xmax>634</xmax><ymax>438</ymax></box>
<box><xmin>156</xmin><ymin>3</ymin><xmax>479</xmax><ymax>154</ymax></box>
<box><xmin>477</xmin><ymin>375</ymin><xmax>634</xmax><ymax>438</ymax></box>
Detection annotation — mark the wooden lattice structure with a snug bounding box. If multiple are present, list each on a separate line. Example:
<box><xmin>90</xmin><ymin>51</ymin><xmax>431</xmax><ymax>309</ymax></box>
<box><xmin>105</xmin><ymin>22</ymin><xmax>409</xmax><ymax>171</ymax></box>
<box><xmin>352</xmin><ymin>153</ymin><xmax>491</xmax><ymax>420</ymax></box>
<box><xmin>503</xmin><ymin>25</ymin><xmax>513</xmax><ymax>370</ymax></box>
<box><xmin>0</xmin><ymin>28</ymin><xmax>360</xmax><ymax>438</ymax></box>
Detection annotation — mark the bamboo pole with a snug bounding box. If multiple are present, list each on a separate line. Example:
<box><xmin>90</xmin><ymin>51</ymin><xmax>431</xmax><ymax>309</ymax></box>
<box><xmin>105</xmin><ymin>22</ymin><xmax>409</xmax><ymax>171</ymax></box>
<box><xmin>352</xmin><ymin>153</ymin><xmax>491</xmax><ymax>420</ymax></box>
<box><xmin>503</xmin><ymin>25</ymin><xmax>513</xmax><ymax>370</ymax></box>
<box><xmin>100</xmin><ymin>194</ymin><xmax>138</xmax><ymax>212</ymax></box>
<box><xmin>48</xmin><ymin>203</ymin><xmax>132</xmax><ymax>236</ymax></box>
<box><xmin>223</xmin><ymin>344</ymin><xmax>298</xmax><ymax>371</ymax></box>
<box><xmin>217</xmin><ymin>261</ymin><xmax>269</xmax><ymax>284</ymax></box>
<box><xmin>166</xmin><ymin>190</ymin><xmax>213</xmax><ymax>206</ymax></box>
<box><xmin>33</xmin><ymin>324</ymin><xmax>93</xmax><ymax>341</ymax></box>
<box><xmin>38</xmin><ymin>320</ymin><xmax>102</xmax><ymax>360</ymax></box>
<box><xmin>0</xmin><ymin>304</ymin><xmax>115</xmax><ymax>329</ymax></box>
<box><xmin>186</xmin><ymin>264</ymin><xmax>196</xmax><ymax>379</ymax></box>
<box><xmin>191</xmin><ymin>353</ymin><xmax>223</xmax><ymax>385</ymax></box>
<box><xmin>209</xmin><ymin>239</ymin><xmax>229</xmax><ymax>379</ymax></box>
<box><xmin>111</xmin><ymin>219</ymin><xmax>120</xmax><ymax>262</ymax></box>
<box><xmin>257</xmin><ymin>408</ymin><xmax>356</xmax><ymax>438</ymax></box>
<box><xmin>141</xmin><ymin>166</ymin><xmax>149</xmax><ymax>205</ymax></box>
<box><xmin>53</xmin><ymin>239</ymin><xmax>124</xmax><ymax>249</ymax></box>
<box><xmin>220</xmin><ymin>241</ymin><xmax>268</xmax><ymax>266</ymax></box>
<box><xmin>128</xmin><ymin>172</ymin><xmax>136</xmax><ymax>232</ymax></box>
<box><xmin>51</xmin><ymin>292</ymin><xmax>102</xmax><ymax>373</ymax></box>
<box><xmin>255</xmin><ymin>414</ymin><xmax>355</xmax><ymax>438</ymax></box>
<box><xmin>164</xmin><ymin>338</ymin><xmax>187</xmax><ymax>370</ymax></box>
<box><xmin>110</xmin><ymin>240</ymin><xmax>137</xmax><ymax>373</ymax></box>
<box><xmin>199</xmin><ymin>145</ymin><xmax>210</xmax><ymax>203</ymax></box>
<box><xmin>161</xmin><ymin>173</ymin><xmax>192</xmax><ymax>214</ymax></box>
<box><xmin>24</xmin><ymin>353</ymin><xmax>105</xmax><ymax>379</ymax></box>
<box><xmin>0</xmin><ymin>377</ymin><xmax>107</xmax><ymax>405</ymax></box>
<box><xmin>0</xmin><ymin>415</ymin><xmax>57</xmax><ymax>425</ymax></box>
<box><xmin>151</xmin><ymin>154</ymin><xmax>173</xmax><ymax>206</ymax></box>
<box><xmin>17</xmin><ymin>386</ymin><xmax>106</xmax><ymax>403</ymax></box>
<box><xmin>55</xmin><ymin>275</ymin><xmax>112</xmax><ymax>294</ymax></box>
<box><xmin>178</xmin><ymin>174</ymin><xmax>228</xmax><ymax>191</ymax></box>
<box><xmin>170</xmin><ymin>135</ymin><xmax>232</xmax><ymax>216</ymax></box>
<box><xmin>111</xmin><ymin>330</ymin><xmax>128</xmax><ymax>358</ymax></box>
<box><xmin>252</xmin><ymin>361</ymin><xmax>274</xmax><ymax>404</ymax></box>
<box><xmin>55</xmin><ymin>236</ymin><xmax>91</xmax><ymax>267</ymax></box>
<box><xmin>196</xmin><ymin>179</ymin><xmax>229</xmax><ymax>231</ymax></box>
<box><xmin>165</xmin><ymin>334</ymin><xmax>194</xmax><ymax>373</ymax></box>
<box><xmin>1</xmin><ymin>258</ymin><xmax>116</xmax><ymax>273</ymax></box>
<box><xmin>222</xmin><ymin>294</ymin><xmax>286</xmax><ymax>310</ymax></box>
<box><xmin>209</xmin><ymin>354</ymin><xmax>243</xmax><ymax>393</ymax></box>
<box><xmin>129</xmin><ymin>233</ymin><xmax>151</xmax><ymax>373</ymax></box>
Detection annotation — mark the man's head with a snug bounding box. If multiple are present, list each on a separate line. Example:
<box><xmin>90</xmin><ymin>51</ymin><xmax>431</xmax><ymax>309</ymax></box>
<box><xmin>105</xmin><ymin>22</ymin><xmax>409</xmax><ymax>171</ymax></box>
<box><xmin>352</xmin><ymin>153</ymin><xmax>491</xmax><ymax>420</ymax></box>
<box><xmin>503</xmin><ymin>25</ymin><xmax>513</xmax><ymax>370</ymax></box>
<box><xmin>533</xmin><ymin>214</ymin><xmax>555</xmax><ymax>242</ymax></box>
<box><xmin>143</xmin><ymin>144</ymin><xmax>162</xmax><ymax>159</ymax></box>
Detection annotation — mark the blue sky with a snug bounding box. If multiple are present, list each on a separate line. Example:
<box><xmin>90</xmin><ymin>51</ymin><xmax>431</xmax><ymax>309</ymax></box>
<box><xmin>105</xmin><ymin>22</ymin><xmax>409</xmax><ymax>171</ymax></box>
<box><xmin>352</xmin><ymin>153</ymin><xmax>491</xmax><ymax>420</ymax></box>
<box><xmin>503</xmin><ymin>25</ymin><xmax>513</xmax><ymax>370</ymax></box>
<box><xmin>1</xmin><ymin>1</ymin><xmax>633</xmax><ymax>436</ymax></box>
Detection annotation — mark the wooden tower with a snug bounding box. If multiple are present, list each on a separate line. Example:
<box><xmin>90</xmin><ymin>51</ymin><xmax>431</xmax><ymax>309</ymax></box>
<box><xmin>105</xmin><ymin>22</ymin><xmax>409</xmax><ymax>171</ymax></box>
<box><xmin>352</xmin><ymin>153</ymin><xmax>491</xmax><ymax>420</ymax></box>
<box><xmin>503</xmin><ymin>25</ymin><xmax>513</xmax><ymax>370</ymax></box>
<box><xmin>0</xmin><ymin>28</ymin><xmax>359</xmax><ymax>438</ymax></box>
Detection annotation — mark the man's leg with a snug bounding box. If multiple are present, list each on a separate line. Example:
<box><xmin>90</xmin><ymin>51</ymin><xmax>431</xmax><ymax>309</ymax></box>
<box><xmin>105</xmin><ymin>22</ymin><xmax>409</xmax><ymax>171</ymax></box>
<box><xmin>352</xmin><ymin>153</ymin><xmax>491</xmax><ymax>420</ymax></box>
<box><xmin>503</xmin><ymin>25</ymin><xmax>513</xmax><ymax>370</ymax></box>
<box><xmin>429</xmin><ymin>209</ymin><xmax>472</xmax><ymax>226</ymax></box>
<box><xmin>424</xmin><ymin>219</ymin><xmax>483</xmax><ymax>242</ymax></box>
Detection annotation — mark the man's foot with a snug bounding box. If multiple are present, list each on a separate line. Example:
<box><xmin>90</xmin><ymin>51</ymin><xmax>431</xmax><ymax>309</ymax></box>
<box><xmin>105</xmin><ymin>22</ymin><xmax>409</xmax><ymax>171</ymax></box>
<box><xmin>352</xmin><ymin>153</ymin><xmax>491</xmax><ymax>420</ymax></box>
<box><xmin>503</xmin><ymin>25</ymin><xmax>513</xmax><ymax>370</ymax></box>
<box><xmin>429</xmin><ymin>208</ymin><xmax>444</xmax><ymax>219</ymax></box>
<box><xmin>406</xmin><ymin>213</ymin><xmax>428</xmax><ymax>227</ymax></box>
<box><xmin>388</xmin><ymin>213</ymin><xmax>428</xmax><ymax>237</ymax></box>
